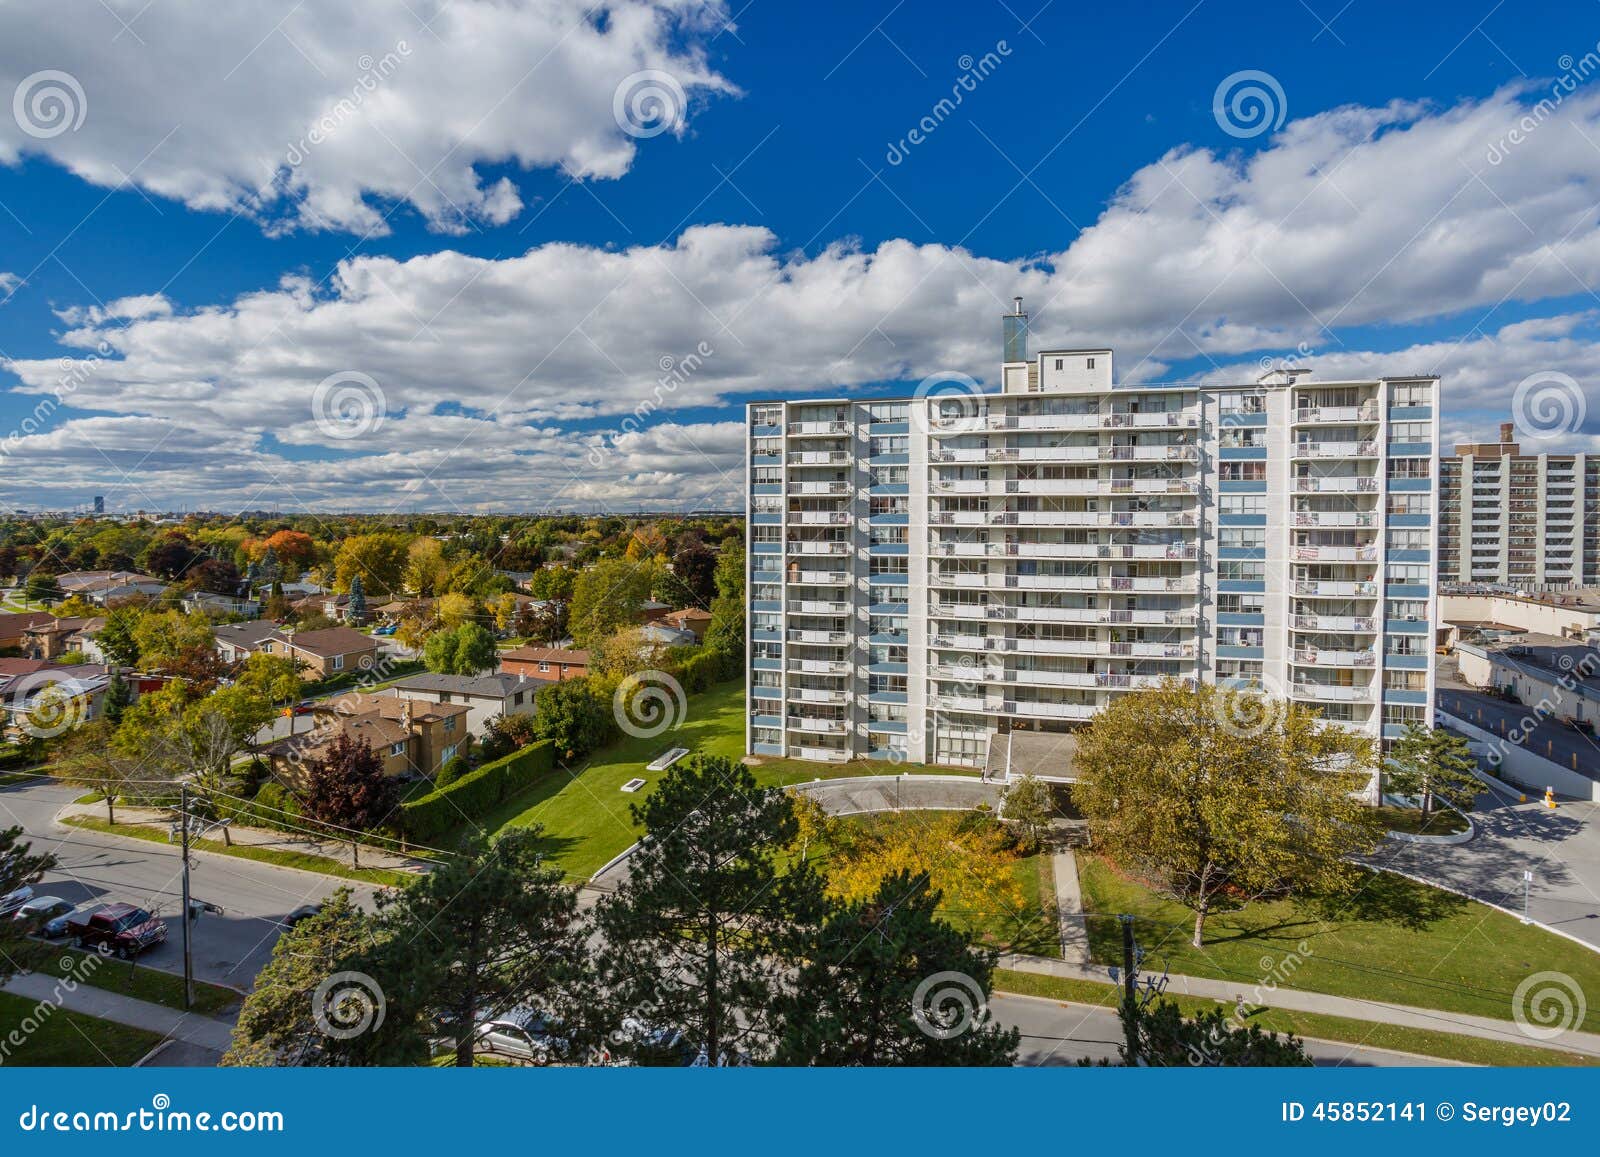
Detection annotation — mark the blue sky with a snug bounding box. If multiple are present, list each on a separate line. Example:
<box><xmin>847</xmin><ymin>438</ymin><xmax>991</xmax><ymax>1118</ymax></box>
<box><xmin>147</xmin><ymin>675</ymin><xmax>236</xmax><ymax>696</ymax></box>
<box><xmin>0</xmin><ymin>0</ymin><xmax>1596</xmax><ymax>512</ymax></box>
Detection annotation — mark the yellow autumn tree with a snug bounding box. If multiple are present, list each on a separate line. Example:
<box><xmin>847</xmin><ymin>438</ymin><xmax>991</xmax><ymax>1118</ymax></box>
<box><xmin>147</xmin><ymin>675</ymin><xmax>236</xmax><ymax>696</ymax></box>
<box><xmin>824</xmin><ymin>812</ymin><xmax>1024</xmax><ymax>923</ymax></box>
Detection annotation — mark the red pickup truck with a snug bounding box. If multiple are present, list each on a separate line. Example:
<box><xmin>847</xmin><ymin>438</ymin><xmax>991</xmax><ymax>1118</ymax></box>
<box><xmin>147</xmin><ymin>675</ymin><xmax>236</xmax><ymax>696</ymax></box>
<box><xmin>68</xmin><ymin>904</ymin><xmax>168</xmax><ymax>959</ymax></box>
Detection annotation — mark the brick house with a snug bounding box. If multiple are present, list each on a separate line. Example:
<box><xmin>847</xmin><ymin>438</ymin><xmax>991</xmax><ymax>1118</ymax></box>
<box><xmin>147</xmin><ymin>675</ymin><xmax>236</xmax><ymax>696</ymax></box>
<box><xmin>212</xmin><ymin>623</ymin><xmax>378</xmax><ymax>679</ymax></box>
<box><xmin>261</xmin><ymin>692</ymin><xmax>470</xmax><ymax>787</ymax></box>
<box><xmin>498</xmin><ymin>645</ymin><xmax>590</xmax><ymax>682</ymax></box>
<box><xmin>660</xmin><ymin>607</ymin><xmax>714</xmax><ymax>642</ymax></box>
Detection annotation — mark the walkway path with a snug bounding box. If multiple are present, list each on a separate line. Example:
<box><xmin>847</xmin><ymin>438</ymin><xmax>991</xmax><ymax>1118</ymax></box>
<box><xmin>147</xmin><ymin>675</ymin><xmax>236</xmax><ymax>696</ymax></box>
<box><xmin>3</xmin><ymin>972</ymin><xmax>235</xmax><ymax>1064</ymax></box>
<box><xmin>996</xmin><ymin>950</ymin><xmax>1600</xmax><ymax>1058</ymax></box>
<box><xmin>1050</xmin><ymin>842</ymin><xmax>1090</xmax><ymax>964</ymax></box>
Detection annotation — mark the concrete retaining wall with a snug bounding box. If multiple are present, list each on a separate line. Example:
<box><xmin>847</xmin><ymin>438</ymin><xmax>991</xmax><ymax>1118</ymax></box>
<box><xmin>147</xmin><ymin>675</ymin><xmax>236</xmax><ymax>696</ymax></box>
<box><xmin>1439</xmin><ymin>710</ymin><xmax>1600</xmax><ymax>802</ymax></box>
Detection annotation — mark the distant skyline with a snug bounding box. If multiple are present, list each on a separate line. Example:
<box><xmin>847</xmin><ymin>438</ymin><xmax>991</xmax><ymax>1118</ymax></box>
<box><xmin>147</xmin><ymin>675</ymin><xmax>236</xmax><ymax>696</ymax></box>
<box><xmin>1</xmin><ymin>0</ymin><xmax>1598</xmax><ymax>513</ymax></box>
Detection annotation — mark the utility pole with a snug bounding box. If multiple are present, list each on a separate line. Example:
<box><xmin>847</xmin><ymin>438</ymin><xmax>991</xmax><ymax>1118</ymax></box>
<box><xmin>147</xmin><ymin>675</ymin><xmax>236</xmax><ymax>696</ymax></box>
<box><xmin>179</xmin><ymin>783</ymin><xmax>194</xmax><ymax>1010</ymax></box>
<box><xmin>1119</xmin><ymin>914</ymin><xmax>1139</xmax><ymax>1066</ymax></box>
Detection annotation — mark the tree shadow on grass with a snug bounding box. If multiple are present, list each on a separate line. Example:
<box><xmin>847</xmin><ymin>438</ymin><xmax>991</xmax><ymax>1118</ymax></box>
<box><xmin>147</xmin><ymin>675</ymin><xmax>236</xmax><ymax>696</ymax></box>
<box><xmin>1305</xmin><ymin>869</ymin><xmax>1469</xmax><ymax>932</ymax></box>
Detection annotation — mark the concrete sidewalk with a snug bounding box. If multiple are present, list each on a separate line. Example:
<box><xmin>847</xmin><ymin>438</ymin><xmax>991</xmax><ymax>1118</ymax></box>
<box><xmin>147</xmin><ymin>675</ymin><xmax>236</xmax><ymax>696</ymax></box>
<box><xmin>58</xmin><ymin>800</ymin><xmax>431</xmax><ymax>875</ymax></box>
<box><xmin>1050</xmin><ymin>844</ymin><xmax>1090</xmax><ymax>965</ymax></box>
<box><xmin>996</xmin><ymin>950</ymin><xmax>1600</xmax><ymax>1058</ymax></box>
<box><xmin>3</xmin><ymin>971</ymin><xmax>235</xmax><ymax>1061</ymax></box>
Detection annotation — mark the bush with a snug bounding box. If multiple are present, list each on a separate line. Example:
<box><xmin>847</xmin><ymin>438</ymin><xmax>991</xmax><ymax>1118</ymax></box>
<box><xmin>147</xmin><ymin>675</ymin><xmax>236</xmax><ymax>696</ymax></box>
<box><xmin>434</xmin><ymin>755</ymin><xmax>470</xmax><ymax>789</ymax></box>
<box><xmin>214</xmin><ymin>780</ymin><xmax>304</xmax><ymax>832</ymax></box>
<box><xmin>399</xmin><ymin>739</ymin><xmax>555</xmax><ymax>843</ymax></box>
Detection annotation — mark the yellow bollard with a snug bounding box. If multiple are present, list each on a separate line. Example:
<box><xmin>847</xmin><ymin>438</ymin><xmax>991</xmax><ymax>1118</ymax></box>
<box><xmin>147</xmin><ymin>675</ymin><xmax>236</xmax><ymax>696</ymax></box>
<box><xmin>1545</xmin><ymin>787</ymin><xmax>1558</xmax><ymax>810</ymax></box>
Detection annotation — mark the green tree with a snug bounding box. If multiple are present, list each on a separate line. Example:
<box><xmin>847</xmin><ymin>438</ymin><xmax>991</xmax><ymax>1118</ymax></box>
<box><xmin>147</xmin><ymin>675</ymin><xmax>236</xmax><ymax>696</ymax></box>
<box><xmin>346</xmin><ymin>573</ymin><xmax>368</xmax><ymax>626</ymax></box>
<box><xmin>1000</xmin><ymin>775</ymin><xmax>1054</xmax><ymax>853</ymax></box>
<box><xmin>96</xmin><ymin>606</ymin><xmax>142</xmax><ymax>668</ymax></box>
<box><xmin>0</xmin><ymin>826</ymin><xmax>56</xmax><ymax>984</ymax></box>
<box><xmin>421</xmin><ymin>622</ymin><xmax>498</xmax><ymax>675</ymax></box>
<box><xmin>1106</xmin><ymin>1000</ymin><xmax>1311</xmax><ymax>1067</ymax></box>
<box><xmin>100</xmin><ymin>670</ymin><xmax>134</xmax><ymax>722</ymax></box>
<box><xmin>568</xmin><ymin>558</ymin><xmax>652</xmax><ymax>649</ymax></box>
<box><xmin>1384</xmin><ymin>723</ymin><xmax>1480</xmax><ymax>821</ymax></box>
<box><xmin>527</xmin><ymin>564</ymin><xmax>576</xmax><ymax>602</ymax></box>
<box><xmin>332</xmin><ymin>532</ymin><xmax>411</xmax><ymax>598</ymax></box>
<box><xmin>375</xmin><ymin>830</ymin><xmax>592</xmax><ymax>1066</ymax></box>
<box><xmin>234</xmin><ymin>651</ymin><xmax>304</xmax><ymax>707</ymax></box>
<box><xmin>24</xmin><ymin>571</ymin><xmax>61</xmax><ymax>605</ymax></box>
<box><xmin>595</xmin><ymin>755</ymin><xmax>821</xmax><ymax>1065</ymax></box>
<box><xmin>51</xmin><ymin>720</ymin><xmax>160</xmax><ymax>825</ymax></box>
<box><xmin>773</xmin><ymin>871</ymin><xmax>1019</xmax><ymax>1066</ymax></box>
<box><xmin>1073</xmin><ymin>680</ymin><xmax>1381</xmax><ymax>947</ymax></box>
<box><xmin>221</xmin><ymin>889</ymin><xmax>401</xmax><ymax>1066</ymax></box>
<box><xmin>530</xmin><ymin>678</ymin><xmax>613</xmax><ymax>762</ymax></box>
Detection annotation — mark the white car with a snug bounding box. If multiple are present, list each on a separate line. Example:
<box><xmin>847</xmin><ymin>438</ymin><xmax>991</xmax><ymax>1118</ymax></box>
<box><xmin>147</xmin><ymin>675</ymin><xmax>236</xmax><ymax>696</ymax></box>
<box><xmin>0</xmin><ymin>886</ymin><xmax>34</xmax><ymax>918</ymax></box>
<box><xmin>14</xmin><ymin>896</ymin><xmax>75</xmax><ymax>936</ymax></box>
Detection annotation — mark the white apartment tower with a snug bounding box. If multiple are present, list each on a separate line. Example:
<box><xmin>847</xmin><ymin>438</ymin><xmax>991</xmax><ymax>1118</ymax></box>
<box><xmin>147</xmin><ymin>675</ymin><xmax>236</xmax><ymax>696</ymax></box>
<box><xmin>745</xmin><ymin>302</ymin><xmax>1439</xmax><ymax>769</ymax></box>
<box><xmin>1438</xmin><ymin>424</ymin><xmax>1600</xmax><ymax>588</ymax></box>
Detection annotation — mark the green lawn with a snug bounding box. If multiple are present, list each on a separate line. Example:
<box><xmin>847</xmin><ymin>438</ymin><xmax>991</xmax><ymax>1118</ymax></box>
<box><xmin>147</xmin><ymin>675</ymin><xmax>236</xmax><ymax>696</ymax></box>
<box><xmin>0</xmin><ymin>991</ymin><xmax>162</xmax><ymax>1066</ymax></box>
<box><xmin>481</xmin><ymin>678</ymin><xmax>979</xmax><ymax>881</ymax></box>
<box><xmin>992</xmin><ymin>969</ymin><xmax>1600</xmax><ymax>1067</ymax></box>
<box><xmin>40</xmin><ymin>949</ymin><xmax>240</xmax><ymax>1016</ymax></box>
<box><xmin>1374</xmin><ymin>805</ymin><xmax>1470</xmax><ymax>836</ymax></box>
<box><xmin>1078</xmin><ymin>854</ymin><xmax>1600</xmax><ymax>1033</ymax></box>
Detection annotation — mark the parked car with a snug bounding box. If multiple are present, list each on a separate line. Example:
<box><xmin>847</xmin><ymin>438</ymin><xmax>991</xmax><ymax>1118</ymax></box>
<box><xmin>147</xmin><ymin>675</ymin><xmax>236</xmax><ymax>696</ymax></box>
<box><xmin>372</xmin><ymin>623</ymin><xmax>397</xmax><ymax>637</ymax></box>
<box><xmin>282</xmin><ymin>903</ymin><xmax>322</xmax><ymax>928</ymax></box>
<box><xmin>12</xmin><ymin>895</ymin><xmax>73</xmax><ymax>935</ymax></box>
<box><xmin>68</xmin><ymin>904</ymin><xmax>168</xmax><ymax>959</ymax></box>
<box><xmin>41</xmin><ymin>906</ymin><xmax>80</xmax><ymax>939</ymax></box>
<box><xmin>472</xmin><ymin>1007</ymin><xmax>568</xmax><ymax>1064</ymax></box>
<box><xmin>0</xmin><ymin>886</ymin><xmax>34</xmax><ymax>918</ymax></box>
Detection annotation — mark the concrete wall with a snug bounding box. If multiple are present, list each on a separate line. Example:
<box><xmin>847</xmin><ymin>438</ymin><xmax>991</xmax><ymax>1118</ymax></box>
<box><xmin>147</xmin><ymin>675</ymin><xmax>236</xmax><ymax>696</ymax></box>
<box><xmin>1438</xmin><ymin>710</ymin><xmax>1600</xmax><ymax>802</ymax></box>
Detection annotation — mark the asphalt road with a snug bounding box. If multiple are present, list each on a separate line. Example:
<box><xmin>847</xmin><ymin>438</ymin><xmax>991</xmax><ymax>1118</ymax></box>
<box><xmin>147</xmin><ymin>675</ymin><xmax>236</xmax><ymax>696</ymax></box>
<box><xmin>994</xmin><ymin>992</ymin><xmax>1457</xmax><ymax>1067</ymax></box>
<box><xmin>1435</xmin><ymin>683</ymin><xmax>1600</xmax><ymax>782</ymax></box>
<box><xmin>0</xmin><ymin>779</ymin><xmax>378</xmax><ymax>990</ymax></box>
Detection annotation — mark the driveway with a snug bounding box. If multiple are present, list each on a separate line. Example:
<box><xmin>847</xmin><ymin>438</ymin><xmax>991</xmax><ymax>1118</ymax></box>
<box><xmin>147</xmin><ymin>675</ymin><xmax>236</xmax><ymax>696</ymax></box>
<box><xmin>0</xmin><ymin>779</ymin><xmax>379</xmax><ymax>990</ymax></box>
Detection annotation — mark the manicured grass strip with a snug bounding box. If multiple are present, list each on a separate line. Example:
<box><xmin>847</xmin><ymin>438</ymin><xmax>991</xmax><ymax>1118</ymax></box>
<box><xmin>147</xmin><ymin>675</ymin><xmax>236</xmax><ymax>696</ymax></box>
<box><xmin>38</xmin><ymin>948</ymin><xmax>240</xmax><ymax>1017</ymax></box>
<box><xmin>63</xmin><ymin>815</ymin><xmax>414</xmax><ymax>888</ymax></box>
<box><xmin>992</xmin><ymin>969</ymin><xmax>1599</xmax><ymax>1068</ymax></box>
<box><xmin>0</xmin><ymin>990</ymin><xmax>162</xmax><ymax>1066</ymax></box>
<box><xmin>1077</xmin><ymin>854</ymin><xmax>1600</xmax><ymax>1034</ymax></box>
<box><xmin>482</xmin><ymin>678</ymin><xmax>980</xmax><ymax>881</ymax></box>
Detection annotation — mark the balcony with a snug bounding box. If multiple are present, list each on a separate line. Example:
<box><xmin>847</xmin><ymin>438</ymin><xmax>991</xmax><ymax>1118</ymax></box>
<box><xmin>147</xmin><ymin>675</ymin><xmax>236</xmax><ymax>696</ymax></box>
<box><xmin>786</xmin><ymin>658</ymin><xmax>850</xmax><ymax>676</ymax></box>
<box><xmin>790</xmin><ymin>569</ymin><xmax>848</xmax><ymax>585</ymax></box>
<box><xmin>1295</xmin><ymin>476</ymin><xmax>1379</xmax><ymax>493</ymax></box>
<box><xmin>1293</xmin><ymin>511</ymin><xmax>1377</xmax><ymax>528</ymax></box>
<box><xmin>1294</xmin><ymin>440</ymin><xmax>1379</xmax><ymax>460</ymax></box>
<box><xmin>1292</xmin><ymin>544</ymin><xmax>1378</xmax><ymax>563</ymax></box>
<box><xmin>787</xmin><ymin>451</ymin><xmax>850</xmax><ymax>466</ymax></box>
<box><xmin>1107</xmin><ymin>641</ymin><xmax>1195</xmax><ymax>658</ymax></box>
<box><xmin>1001</xmin><ymin>699</ymin><xmax>1098</xmax><ymax>721</ymax></box>
<box><xmin>1293</xmin><ymin>402</ymin><xmax>1379</xmax><ymax>425</ymax></box>
<box><xmin>932</xmin><ymin>693</ymin><xmax>989</xmax><ymax>712</ymax></box>
<box><xmin>789</xmin><ymin>599</ymin><xmax>849</xmax><ymax>615</ymax></box>
<box><xmin>1293</xmin><ymin>580</ymin><xmax>1378</xmax><ymax>598</ymax></box>
<box><xmin>1291</xmin><ymin>614</ymin><xmax>1376</xmax><ymax>633</ymax></box>
<box><xmin>786</xmin><ymin>540</ymin><xmax>850</xmax><ymax>555</ymax></box>
<box><xmin>789</xmin><ymin>745</ymin><xmax>851</xmax><ymax>762</ymax></box>
<box><xmin>1293</xmin><ymin>648</ymin><xmax>1378</xmax><ymax>667</ymax></box>
<box><xmin>788</xmin><ymin>628</ymin><xmax>850</xmax><ymax>644</ymax></box>
<box><xmin>788</xmin><ymin>481</ymin><xmax>851</xmax><ymax>496</ymax></box>
<box><xmin>788</xmin><ymin>686</ymin><xmax>849</xmax><ymax>705</ymax></box>
<box><xmin>786</xmin><ymin>715</ymin><xmax>850</xmax><ymax>735</ymax></box>
<box><xmin>1290</xmin><ymin>683</ymin><xmax>1373</xmax><ymax>703</ymax></box>
<box><xmin>1102</xmin><ymin>411</ymin><xmax>1199</xmax><ymax>429</ymax></box>
<box><xmin>788</xmin><ymin>420</ymin><xmax>850</xmax><ymax>436</ymax></box>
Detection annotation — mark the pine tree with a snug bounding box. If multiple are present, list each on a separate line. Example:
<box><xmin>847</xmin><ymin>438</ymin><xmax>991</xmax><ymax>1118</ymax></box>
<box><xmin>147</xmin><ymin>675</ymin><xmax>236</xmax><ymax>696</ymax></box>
<box><xmin>773</xmin><ymin>871</ymin><xmax>1019</xmax><ymax>1066</ymax></box>
<box><xmin>347</xmin><ymin>573</ymin><xmax>368</xmax><ymax>626</ymax></box>
<box><xmin>1384</xmin><ymin>722</ymin><xmax>1481</xmax><ymax>820</ymax></box>
<box><xmin>0</xmin><ymin>827</ymin><xmax>56</xmax><ymax>985</ymax></box>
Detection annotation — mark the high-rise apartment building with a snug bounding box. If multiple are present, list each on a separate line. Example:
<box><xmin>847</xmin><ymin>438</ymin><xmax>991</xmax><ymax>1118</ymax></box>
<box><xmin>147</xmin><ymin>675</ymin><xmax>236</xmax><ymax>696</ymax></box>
<box><xmin>745</xmin><ymin>303</ymin><xmax>1438</xmax><ymax>770</ymax></box>
<box><xmin>1438</xmin><ymin>424</ymin><xmax>1600</xmax><ymax>588</ymax></box>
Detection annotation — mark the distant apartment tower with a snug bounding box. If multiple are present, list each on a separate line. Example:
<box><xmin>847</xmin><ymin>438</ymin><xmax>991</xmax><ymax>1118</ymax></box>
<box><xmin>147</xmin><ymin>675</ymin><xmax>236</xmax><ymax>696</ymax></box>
<box><xmin>92</xmin><ymin>495</ymin><xmax>104</xmax><ymax>514</ymax></box>
<box><xmin>1438</xmin><ymin>424</ymin><xmax>1600</xmax><ymax>588</ymax></box>
<box><xmin>744</xmin><ymin>303</ymin><xmax>1439</xmax><ymax>768</ymax></box>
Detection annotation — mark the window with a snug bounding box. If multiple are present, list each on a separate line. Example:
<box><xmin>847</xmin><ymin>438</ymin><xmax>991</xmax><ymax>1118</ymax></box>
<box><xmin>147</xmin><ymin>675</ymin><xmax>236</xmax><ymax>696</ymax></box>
<box><xmin>1218</xmin><ymin>592</ymin><xmax>1264</xmax><ymax>614</ymax></box>
<box><xmin>513</xmin><ymin>691</ymin><xmax>524</xmax><ymax>705</ymax></box>
<box><xmin>331</xmin><ymin>654</ymin><xmax>344</xmax><ymax>671</ymax></box>
<box><xmin>1388</xmin><ymin>383</ymin><xmax>1432</xmax><ymax>408</ymax></box>
<box><xmin>1054</xmin><ymin>358</ymin><xmax>1063</xmax><ymax>370</ymax></box>
<box><xmin>539</xmin><ymin>661</ymin><xmax>550</xmax><ymax>672</ymax></box>
<box><xmin>866</xmin><ymin>402</ymin><xmax>908</xmax><ymax>422</ymax></box>
<box><xmin>1220</xmin><ymin>527</ymin><xmax>1265</xmax><ymax>550</ymax></box>
<box><xmin>870</xmin><ymin>465</ymin><xmax>908</xmax><ymax>487</ymax></box>
<box><xmin>444</xmin><ymin>716</ymin><xmax>457</xmax><ymax>733</ymax></box>
<box><xmin>752</xmin><ymin>467</ymin><xmax>782</xmax><ymax>484</ymax></box>
<box><xmin>1220</xmin><ymin>493</ymin><xmax>1266</xmax><ymax>515</ymax></box>
<box><xmin>389</xmin><ymin>742</ymin><xmax>407</xmax><ymax>756</ymax></box>
<box><xmin>1220</xmin><ymin>462</ymin><xmax>1267</xmax><ymax>481</ymax></box>
<box><xmin>1219</xmin><ymin>626</ymin><xmax>1264</xmax><ymax>647</ymax></box>
<box><xmin>1086</xmin><ymin>357</ymin><xmax>1096</xmax><ymax>369</ymax></box>
<box><xmin>1386</xmin><ymin>599</ymin><xmax>1427</xmax><ymax>620</ymax></box>
<box><xmin>870</xmin><ymin>525</ymin><xmax>907</xmax><ymax>546</ymax></box>
<box><xmin>1219</xmin><ymin>561</ymin><xmax>1265</xmax><ymax>582</ymax></box>
<box><xmin>870</xmin><ymin>557</ymin><xmax>908</xmax><ymax>577</ymax></box>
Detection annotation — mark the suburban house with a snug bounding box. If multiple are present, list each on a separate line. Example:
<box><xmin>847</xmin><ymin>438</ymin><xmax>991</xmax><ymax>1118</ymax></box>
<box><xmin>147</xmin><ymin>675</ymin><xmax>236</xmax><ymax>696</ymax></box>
<box><xmin>55</xmin><ymin>570</ymin><xmax>168</xmax><ymax>606</ymax></box>
<box><xmin>0</xmin><ymin>611</ymin><xmax>57</xmax><ymax>652</ymax></box>
<box><xmin>498</xmin><ymin>645</ymin><xmax>590</xmax><ymax>682</ymax></box>
<box><xmin>375</xmin><ymin>671</ymin><xmax>550</xmax><ymax>734</ymax></box>
<box><xmin>20</xmin><ymin>616</ymin><xmax>97</xmax><ymax>660</ymax></box>
<box><xmin>640</xmin><ymin>622</ymin><xmax>697</xmax><ymax>649</ymax></box>
<box><xmin>659</xmin><ymin>607</ymin><xmax>713</xmax><ymax>642</ymax></box>
<box><xmin>638</xmin><ymin>599</ymin><xmax>673</xmax><ymax>623</ymax></box>
<box><xmin>0</xmin><ymin>659</ymin><xmax>116</xmax><ymax>737</ymax></box>
<box><xmin>180</xmin><ymin>591</ymin><xmax>260</xmax><ymax>618</ymax></box>
<box><xmin>212</xmin><ymin>623</ymin><xmax>379</xmax><ymax>679</ymax></box>
<box><xmin>261</xmin><ymin>692</ymin><xmax>470</xmax><ymax>786</ymax></box>
<box><xmin>64</xmin><ymin>617</ymin><xmax>107</xmax><ymax>663</ymax></box>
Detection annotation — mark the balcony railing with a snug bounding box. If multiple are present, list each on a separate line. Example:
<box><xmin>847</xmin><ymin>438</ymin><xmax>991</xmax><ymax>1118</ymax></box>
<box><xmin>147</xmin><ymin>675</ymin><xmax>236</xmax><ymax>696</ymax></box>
<box><xmin>1293</xmin><ymin>648</ymin><xmax>1377</xmax><ymax>667</ymax></box>
<box><xmin>1295</xmin><ymin>476</ymin><xmax>1380</xmax><ymax>493</ymax></box>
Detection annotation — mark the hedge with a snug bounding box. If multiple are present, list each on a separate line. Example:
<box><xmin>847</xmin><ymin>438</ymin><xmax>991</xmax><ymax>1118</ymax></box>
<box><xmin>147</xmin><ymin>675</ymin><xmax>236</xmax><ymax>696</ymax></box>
<box><xmin>399</xmin><ymin>738</ymin><xmax>556</xmax><ymax>843</ymax></box>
